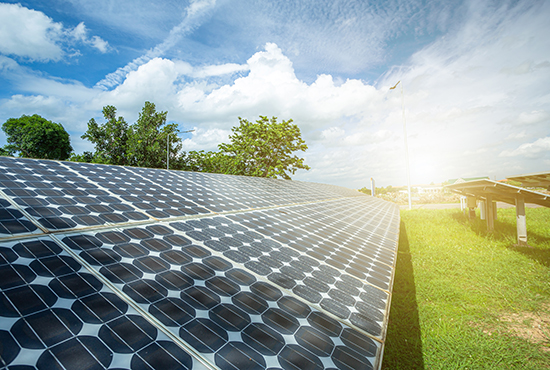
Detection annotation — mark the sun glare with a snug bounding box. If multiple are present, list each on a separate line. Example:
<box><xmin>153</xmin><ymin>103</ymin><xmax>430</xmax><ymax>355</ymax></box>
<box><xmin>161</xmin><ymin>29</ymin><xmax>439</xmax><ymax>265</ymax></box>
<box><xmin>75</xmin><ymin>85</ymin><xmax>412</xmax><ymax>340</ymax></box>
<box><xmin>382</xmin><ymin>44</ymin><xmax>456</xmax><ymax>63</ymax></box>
<box><xmin>411</xmin><ymin>158</ymin><xmax>438</xmax><ymax>184</ymax></box>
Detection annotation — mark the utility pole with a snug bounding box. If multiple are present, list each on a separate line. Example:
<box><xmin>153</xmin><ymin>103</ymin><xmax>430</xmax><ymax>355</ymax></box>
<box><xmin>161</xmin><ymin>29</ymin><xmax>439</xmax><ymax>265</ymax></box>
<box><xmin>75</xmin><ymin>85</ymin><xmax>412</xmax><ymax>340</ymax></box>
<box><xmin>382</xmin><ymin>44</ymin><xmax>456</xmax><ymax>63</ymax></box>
<box><xmin>390</xmin><ymin>81</ymin><xmax>412</xmax><ymax>210</ymax></box>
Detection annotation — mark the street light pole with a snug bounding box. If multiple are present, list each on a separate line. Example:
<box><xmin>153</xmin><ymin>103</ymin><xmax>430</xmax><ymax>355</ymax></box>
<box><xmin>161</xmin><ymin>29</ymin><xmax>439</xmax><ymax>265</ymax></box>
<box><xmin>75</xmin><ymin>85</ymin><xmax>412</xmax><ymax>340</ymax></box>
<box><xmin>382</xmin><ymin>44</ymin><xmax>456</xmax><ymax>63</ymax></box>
<box><xmin>390</xmin><ymin>81</ymin><xmax>412</xmax><ymax>210</ymax></box>
<box><xmin>167</xmin><ymin>129</ymin><xmax>195</xmax><ymax>170</ymax></box>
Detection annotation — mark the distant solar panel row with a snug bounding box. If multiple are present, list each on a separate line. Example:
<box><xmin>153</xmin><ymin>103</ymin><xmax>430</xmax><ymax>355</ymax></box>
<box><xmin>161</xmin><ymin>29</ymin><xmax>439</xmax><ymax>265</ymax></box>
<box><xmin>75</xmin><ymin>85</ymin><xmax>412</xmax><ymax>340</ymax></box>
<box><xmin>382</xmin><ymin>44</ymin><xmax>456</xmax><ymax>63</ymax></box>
<box><xmin>0</xmin><ymin>156</ymin><xmax>399</xmax><ymax>370</ymax></box>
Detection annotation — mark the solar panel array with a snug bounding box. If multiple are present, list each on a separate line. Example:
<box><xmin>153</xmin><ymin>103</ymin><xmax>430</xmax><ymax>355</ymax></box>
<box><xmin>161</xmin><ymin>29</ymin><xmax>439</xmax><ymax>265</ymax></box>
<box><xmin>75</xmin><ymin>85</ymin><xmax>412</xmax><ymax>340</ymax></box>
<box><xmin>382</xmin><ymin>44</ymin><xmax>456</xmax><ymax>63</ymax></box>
<box><xmin>0</xmin><ymin>156</ymin><xmax>400</xmax><ymax>370</ymax></box>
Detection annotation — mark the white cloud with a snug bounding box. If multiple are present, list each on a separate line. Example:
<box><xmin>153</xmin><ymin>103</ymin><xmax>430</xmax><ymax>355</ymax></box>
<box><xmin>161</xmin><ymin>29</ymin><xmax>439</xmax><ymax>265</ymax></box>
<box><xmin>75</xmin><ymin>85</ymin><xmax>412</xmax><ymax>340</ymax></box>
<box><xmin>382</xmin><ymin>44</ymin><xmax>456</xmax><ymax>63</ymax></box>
<box><xmin>187</xmin><ymin>0</ymin><xmax>216</xmax><ymax>17</ymax></box>
<box><xmin>89</xmin><ymin>36</ymin><xmax>110</xmax><ymax>53</ymax></box>
<box><xmin>0</xmin><ymin>3</ymin><xmax>64</xmax><ymax>61</ymax></box>
<box><xmin>517</xmin><ymin>110</ymin><xmax>549</xmax><ymax>125</ymax></box>
<box><xmin>0</xmin><ymin>3</ymin><xmax>109</xmax><ymax>62</ymax></box>
<box><xmin>96</xmin><ymin>0</ymin><xmax>217</xmax><ymax>90</ymax></box>
<box><xmin>171</xmin><ymin>43</ymin><xmax>383</xmax><ymax>129</ymax></box>
<box><xmin>182</xmin><ymin>128</ymin><xmax>230</xmax><ymax>151</ymax></box>
<box><xmin>94</xmin><ymin>42</ymin><xmax>385</xmax><ymax>129</ymax></box>
<box><xmin>321</xmin><ymin>127</ymin><xmax>345</xmax><ymax>140</ymax></box>
<box><xmin>506</xmin><ymin>131</ymin><xmax>526</xmax><ymax>140</ymax></box>
<box><xmin>192</xmin><ymin>64</ymin><xmax>249</xmax><ymax>79</ymax></box>
<box><xmin>499</xmin><ymin>137</ymin><xmax>550</xmax><ymax>158</ymax></box>
<box><xmin>71</xmin><ymin>22</ymin><xmax>110</xmax><ymax>53</ymax></box>
<box><xmin>98</xmin><ymin>58</ymin><xmax>181</xmax><ymax>110</ymax></box>
<box><xmin>0</xmin><ymin>55</ymin><xmax>20</xmax><ymax>72</ymax></box>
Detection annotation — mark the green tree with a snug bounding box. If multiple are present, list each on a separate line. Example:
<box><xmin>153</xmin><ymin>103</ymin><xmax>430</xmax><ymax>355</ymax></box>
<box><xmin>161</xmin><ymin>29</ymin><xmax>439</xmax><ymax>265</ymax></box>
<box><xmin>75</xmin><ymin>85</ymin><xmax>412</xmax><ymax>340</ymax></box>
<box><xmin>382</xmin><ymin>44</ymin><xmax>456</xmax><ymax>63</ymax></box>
<box><xmin>358</xmin><ymin>187</ymin><xmax>372</xmax><ymax>195</ymax></box>
<box><xmin>80</xmin><ymin>101</ymin><xmax>182</xmax><ymax>168</ymax></box>
<box><xmin>181</xmin><ymin>150</ymin><xmax>235</xmax><ymax>173</ymax></box>
<box><xmin>217</xmin><ymin>116</ymin><xmax>310</xmax><ymax>179</ymax></box>
<box><xmin>0</xmin><ymin>147</ymin><xmax>12</xmax><ymax>157</ymax></box>
<box><xmin>1</xmin><ymin>114</ymin><xmax>73</xmax><ymax>160</ymax></box>
<box><xmin>80</xmin><ymin>109</ymin><xmax>310</xmax><ymax>178</ymax></box>
<box><xmin>126</xmin><ymin>101</ymin><xmax>181</xmax><ymax>168</ymax></box>
<box><xmin>69</xmin><ymin>151</ymin><xmax>95</xmax><ymax>163</ymax></box>
<box><xmin>81</xmin><ymin>105</ymin><xmax>129</xmax><ymax>165</ymax></box>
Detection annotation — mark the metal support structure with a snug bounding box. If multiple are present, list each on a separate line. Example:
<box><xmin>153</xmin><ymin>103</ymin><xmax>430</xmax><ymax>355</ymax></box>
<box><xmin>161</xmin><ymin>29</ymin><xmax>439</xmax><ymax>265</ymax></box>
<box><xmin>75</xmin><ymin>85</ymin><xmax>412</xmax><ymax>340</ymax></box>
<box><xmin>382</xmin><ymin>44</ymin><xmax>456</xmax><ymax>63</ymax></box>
<box><xmin>467</xmin><ymin>196</ymin><xmax>477</xmax><ymax>219</ymax></box>
<box><xmin>486</xmin><ymin>195</ymin><xmax>494</xmax><ymax>232</ymax></box>
<box><xmin>480</xmin><ymin>200</ymin><xmax>497</xmax><ymax>223</ymax></box>
<box><xmin>515</xmin><ymin>194</ymin><xmax>528</xmax><ymax>246</ymax></box>
<box><xmin>446</xmin><ymin>179</ymin><xmax>550</xmax><ymax>247</ymax></box>
<box><xmin>460</xmin><ymin>196</ymin><xmax>467</xmax><ymax>211</ymax></box>
<box><xmin>370</xmin><ymin>178</ymin><xmax>375</xmax><ymax>196</ymax></box>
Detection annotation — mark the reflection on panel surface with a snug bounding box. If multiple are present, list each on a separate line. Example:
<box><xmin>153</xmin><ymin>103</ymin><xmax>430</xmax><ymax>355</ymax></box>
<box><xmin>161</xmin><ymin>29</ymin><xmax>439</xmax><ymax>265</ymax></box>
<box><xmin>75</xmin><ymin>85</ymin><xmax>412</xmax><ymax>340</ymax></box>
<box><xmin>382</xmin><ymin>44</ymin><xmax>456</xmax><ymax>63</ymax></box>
<box><xmin>0</xmin><ymin>156</ymin><xmax>399</xmax><ymax>370</ymax></box>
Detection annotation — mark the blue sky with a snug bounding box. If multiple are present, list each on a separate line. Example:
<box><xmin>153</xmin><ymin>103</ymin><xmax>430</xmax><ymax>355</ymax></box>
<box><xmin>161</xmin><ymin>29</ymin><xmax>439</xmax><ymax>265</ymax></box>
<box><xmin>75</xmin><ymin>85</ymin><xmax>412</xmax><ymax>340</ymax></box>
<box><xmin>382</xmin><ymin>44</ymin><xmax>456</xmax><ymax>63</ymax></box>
<box><xmin>1</xmin><ymin>0</ymin><xmax>549</xmax><ymax>188</ymax></box>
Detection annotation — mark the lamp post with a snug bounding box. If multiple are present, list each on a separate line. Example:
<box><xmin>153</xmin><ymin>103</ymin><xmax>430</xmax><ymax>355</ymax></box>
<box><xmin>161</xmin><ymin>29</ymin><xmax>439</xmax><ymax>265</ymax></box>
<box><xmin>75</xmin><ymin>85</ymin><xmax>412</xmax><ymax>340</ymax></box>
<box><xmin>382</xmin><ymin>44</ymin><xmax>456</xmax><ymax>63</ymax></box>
<box><xmin>390</xmin><ymin>80</ymin><xmax>412</xmax><ymax>210</ymax></box>
<box><xmin>167</xmin><ymin>129</ymin><xmax>195</xmax><ymax>170</ymax></box>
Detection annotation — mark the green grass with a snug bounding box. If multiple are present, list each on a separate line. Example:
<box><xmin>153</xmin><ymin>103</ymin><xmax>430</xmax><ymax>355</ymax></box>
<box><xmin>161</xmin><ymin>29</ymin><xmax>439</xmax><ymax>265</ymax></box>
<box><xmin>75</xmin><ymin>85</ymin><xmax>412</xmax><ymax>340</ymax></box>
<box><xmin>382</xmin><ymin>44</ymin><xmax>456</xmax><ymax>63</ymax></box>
<box><xmin>382</xmin><ymin>207</ymin><xmax>550</xmax><ymax>370</ymax></box>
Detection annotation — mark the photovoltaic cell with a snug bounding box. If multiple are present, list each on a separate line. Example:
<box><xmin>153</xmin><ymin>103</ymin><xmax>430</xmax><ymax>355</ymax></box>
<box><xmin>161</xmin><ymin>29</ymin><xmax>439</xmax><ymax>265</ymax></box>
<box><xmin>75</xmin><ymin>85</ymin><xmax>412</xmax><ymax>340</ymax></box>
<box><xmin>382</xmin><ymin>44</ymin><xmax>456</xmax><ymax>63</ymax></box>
<box><xmin>0</xmin><ymin>156</ymin><xmax>399</xmax><ymax>370</ymax></box>
<box><xmin>0</xmin><ymin>198</ymin><xmax>40</xmax><ymax>236</ymax></box>
<box><xmin>0</xmin><ymin>237</ymin><xmax>208</xmax><ymax>370</ymax></box>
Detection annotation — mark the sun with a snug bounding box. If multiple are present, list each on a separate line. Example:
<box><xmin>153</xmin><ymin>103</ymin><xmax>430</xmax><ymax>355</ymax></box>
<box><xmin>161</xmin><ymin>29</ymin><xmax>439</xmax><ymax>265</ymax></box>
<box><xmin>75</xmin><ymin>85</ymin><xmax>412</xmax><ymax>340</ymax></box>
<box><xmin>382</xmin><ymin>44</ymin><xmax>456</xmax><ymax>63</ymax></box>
<box><xmin>411</xmin><ymin>158</ymin><xmax>438</xmax><ymax>184</ymax></box>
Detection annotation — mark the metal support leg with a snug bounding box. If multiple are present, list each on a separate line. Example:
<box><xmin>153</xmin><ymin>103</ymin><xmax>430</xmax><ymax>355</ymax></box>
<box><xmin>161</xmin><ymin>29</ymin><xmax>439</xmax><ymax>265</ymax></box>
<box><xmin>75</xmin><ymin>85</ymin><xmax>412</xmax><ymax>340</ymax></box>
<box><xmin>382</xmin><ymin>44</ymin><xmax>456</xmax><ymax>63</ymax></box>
<box><xmin>515</xmin><ymin>195</ymin><xmax>528</xmax><ymax>246</ymax></box>
<box><xmin>486</xmin><ymin>195</ymin><xmax>494</xmax><ymax>233</ymax></box>
<box><xmin>467</xmin><ymin>196</ymin><xmax>477</xmax><ymax>219</ymax></box>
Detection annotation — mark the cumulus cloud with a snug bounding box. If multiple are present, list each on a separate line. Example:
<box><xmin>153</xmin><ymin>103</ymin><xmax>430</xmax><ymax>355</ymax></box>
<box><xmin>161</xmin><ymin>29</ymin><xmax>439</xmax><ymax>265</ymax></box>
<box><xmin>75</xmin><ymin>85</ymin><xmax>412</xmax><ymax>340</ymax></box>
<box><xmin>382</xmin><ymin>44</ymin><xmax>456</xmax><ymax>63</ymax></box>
<box><xmin>170</xmin><ymin>43</ymin><xmax>382</xmax><ymax>129</ymax></box>
<box><xmin>0</xmin><ymin>3</ymin><xmax>64</xmax><ymax>61</ymax></box>
<box><xmin>0</xmin><ymin>3</ymin><xmax>109</xmax><ymax>62</ymax></box>
<box><xmin>95</xmin><ymin>43</ymin><xmax>384</xmax><ymax>129</ymax></box>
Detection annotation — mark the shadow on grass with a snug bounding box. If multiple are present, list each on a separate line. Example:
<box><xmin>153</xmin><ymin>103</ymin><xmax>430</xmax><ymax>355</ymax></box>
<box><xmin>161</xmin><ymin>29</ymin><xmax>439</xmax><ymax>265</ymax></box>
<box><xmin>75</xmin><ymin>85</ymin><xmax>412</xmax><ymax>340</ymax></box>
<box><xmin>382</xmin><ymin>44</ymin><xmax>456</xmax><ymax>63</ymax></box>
<box><xmin>382</xmin><ymin>220</ymin><xmax>424</xmax><ymax>370</ymax></box>
<box><xmin>451</xmin><ymin>211</ymin><xmax>550</xmax><ymax>267</ymax></box>
<box><xmin>507</xmin><ymin>244</ymin><xmax>550</xmax><ymax>268</ymax></box>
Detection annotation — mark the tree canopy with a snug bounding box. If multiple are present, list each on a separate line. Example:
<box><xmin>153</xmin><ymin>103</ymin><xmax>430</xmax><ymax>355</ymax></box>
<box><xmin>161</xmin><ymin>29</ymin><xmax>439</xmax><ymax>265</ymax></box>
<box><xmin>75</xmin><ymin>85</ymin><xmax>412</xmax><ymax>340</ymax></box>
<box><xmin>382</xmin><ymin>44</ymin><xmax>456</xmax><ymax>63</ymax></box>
<box><xmin>81</xmin><ymin>105</ymin><xmax>129</xmax><ymax>165</ymax></box>
<box><xmin>127</xmin><ymin>101</ymin><xmax>181</xmax><ymax>169</ymax></box>
<box><xmin>1</xmin><ymin>114</ymin><xmax>73</xmax><ymax>160</ymax></box>
<box><xmin>182</xmin><ymin>116</ymin><xmax>310</xmax><ymax>179</ymax></box>
<box><xmin>79</xmin><ymin>105</ymin><xmax>310</xmax><ymax>179</ymax></box>
<box><xmin>80</xmin><ymin>102</ymin><xmax>182</xmax><ymax>169</ymax></box>
<box><xmin>219</xmin><ymin>116</ymin><xmax>310</xmax><ymax>179</ymax></box>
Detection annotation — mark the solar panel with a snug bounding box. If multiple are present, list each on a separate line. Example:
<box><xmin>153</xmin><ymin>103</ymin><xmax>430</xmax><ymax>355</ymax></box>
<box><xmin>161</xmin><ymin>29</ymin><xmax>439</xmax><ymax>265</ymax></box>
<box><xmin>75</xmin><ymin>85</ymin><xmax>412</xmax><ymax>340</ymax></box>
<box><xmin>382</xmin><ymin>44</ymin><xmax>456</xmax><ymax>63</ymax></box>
<box><xmin>0</xmin><ymin>156</ymin><xmax>399</xmax><ymax>370</ymax></box>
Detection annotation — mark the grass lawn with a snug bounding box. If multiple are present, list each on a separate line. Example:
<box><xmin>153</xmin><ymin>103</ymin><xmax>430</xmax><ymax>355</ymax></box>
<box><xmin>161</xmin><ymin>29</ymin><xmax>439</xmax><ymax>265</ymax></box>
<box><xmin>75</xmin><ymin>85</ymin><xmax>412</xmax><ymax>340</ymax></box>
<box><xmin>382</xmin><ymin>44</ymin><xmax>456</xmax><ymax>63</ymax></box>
<box><xmin>382</xmin><ymin>207</ymin><xmax>550</xmax><ymax>370</ymax></box>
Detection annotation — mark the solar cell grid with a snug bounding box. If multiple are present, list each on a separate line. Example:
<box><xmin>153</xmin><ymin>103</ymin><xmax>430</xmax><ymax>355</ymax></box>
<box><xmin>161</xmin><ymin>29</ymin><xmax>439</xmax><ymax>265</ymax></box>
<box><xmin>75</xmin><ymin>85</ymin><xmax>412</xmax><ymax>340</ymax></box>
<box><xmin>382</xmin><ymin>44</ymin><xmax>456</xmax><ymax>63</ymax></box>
<box><xmin>128</xmin><ymin>167</ymin><xmax>256</xmax><ymax>213</ymax></box>
<box><xmin>57</xmin><ymin>223</ymin><xmax>381</xmax><ymax>369</ymax></box>
<box><xmin>228</xmin><ymin>176</ymin><xmax>316</xmax><ymax>205</ymax></box>
<box><xmin>0</xmin><ymin>236</ymin><xmax>211</xmax><ymax>370</ymax></box>
<box><xmin>192</xmin><ymin>173</ymin><xmax>276</xmax><ymax>209</ymax></box>
<box><xmin>288</xmin><ymin>199</ymin><xmax>400</xmax><ymax>245</ymax></box>
<box><xmin>69</xmin><ymin>163</ymin><xmax>214</xmax><ymax>219</ymax></box>
<box><xmin>168</xmin><ymin>213</ymin><xmax>392</xmax><ymax>337</ymax></box>
<box><xmin>0</xmin><ymin>157</ymin><xmax>399</xmax><ymax>370</ymax></box>
<box><xmin>0</xmin><ymin>198</ymin><xmax>40</xmax><ymax>236</ymax></box>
